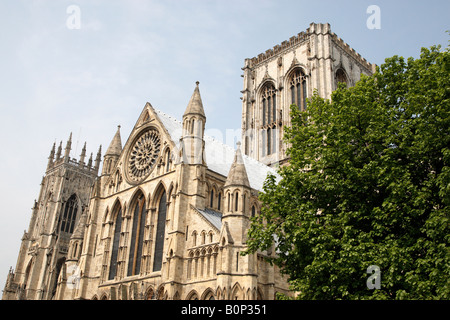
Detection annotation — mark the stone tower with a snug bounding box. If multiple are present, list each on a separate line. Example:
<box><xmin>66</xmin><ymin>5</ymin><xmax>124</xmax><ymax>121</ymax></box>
<box><xmin>2</xmin><ymin>134</ymin><xmax>101</xmax><ymax>300</ymax></box>
<box><xmin>241</xmin><ymin>22</ymin><xmax>376</xmax><ymax>167</ymax></box>
<box><xmin>217</xmin><ymin>142</ymin><xmax>258</xmax><ymax>298</ymax></box>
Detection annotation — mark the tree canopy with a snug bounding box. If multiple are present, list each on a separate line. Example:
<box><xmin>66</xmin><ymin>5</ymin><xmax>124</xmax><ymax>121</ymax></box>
<box><xmin>245</xmin><ymin>45</ymin><xmax>449</xmax><ymax>299</ymax></box>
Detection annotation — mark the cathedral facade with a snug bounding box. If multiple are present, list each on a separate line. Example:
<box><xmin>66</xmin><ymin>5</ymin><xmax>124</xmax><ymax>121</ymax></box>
<box><xmin>3</xmin><ymin>23</ymin><xmax>374</xmax><ymax>300</ymax></box>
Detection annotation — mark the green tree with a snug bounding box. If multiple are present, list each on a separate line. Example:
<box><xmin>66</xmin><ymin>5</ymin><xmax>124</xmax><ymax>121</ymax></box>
<box><xmin>245</xmin><ymin>45</ymin><xmax>449</xmax><ymax>299</ymax></box>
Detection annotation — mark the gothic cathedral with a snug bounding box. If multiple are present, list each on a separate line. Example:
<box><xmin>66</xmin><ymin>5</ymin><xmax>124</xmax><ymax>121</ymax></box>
<box><xmin>3</xmin><ymin>23</ymin><xmax>374</xmax><ymax>300</ymax></box>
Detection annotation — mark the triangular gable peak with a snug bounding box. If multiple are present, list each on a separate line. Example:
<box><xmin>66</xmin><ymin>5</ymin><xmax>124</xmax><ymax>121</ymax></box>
<box><xmin>116</xmin><ymin>103</ymin><xmax>180</xmax><ymax>167</ymax></box>
<box><xmin>102</xmin><ymin>102</ymin><xmax>181</xmax><ymax>190</ymax></box>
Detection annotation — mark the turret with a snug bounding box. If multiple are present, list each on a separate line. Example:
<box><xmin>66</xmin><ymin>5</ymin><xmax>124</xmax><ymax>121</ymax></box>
<box><xmin>217</xmin><ymin>142</ymin><xmax>256</xmax><ymax>293</ymax></box>
<box><xmin>222</xmin><ymin>142</ymin><xmax>251</xmax><ymax>242</ymax></box>
<box><xmin>102</xmin><ymin>126</ymin><xmax>122</xmax><ymax>175</ymax></box>
<box><xmin>180</xmin><ymin>81</ymin><xmax>206</xmax><ymax>165</ymax></box>
<box><xmin>67</xmin><ymin>211</ymin><xmax>87</xmax><ymax>261</ymax></box>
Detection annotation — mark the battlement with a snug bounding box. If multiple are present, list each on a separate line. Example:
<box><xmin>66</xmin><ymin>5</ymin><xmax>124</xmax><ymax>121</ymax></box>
<box><xmin>246</xmin><ymin>22</ymin><xmax>376</xmax><ymax>73</ymax></box>
<box><xmin>330</xmin><ymin>33</ymin><xmax>376</xmax><ymax>73</ymax></box>
<box><xmin>247</xmin><ymin>30</ymin><xmax>309</xmax><ymax>67</ymax></box>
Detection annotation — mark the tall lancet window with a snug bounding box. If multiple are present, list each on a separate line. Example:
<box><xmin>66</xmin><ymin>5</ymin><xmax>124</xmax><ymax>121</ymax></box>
<box><xmin>261</xmin><ymin>83</ymin><xmax>277</xmax><ymax>156</ymax></box>
<box><xmin>153</xmin><ymin>191</ymin><xmax>167</xmax><ymax>272</ymax></box>
<box><xmin>290</xmin><ymin>69</ymin><xmax>307</xmax><ymax>111</ymax></box>
<box><xmin>109</xmin><ymin>205</ymin><xmax>123</xmax><ymax>280</ymax></box>
<box><xmin>261</xmin><ymin>84</ymin><xmax>276</xmax><ymax>126</ymax></box>
<box><xmin>127</xmin><ymin>193</ymin><xmax>147</xmax><ymax>276</ymax></box>
<box><xmin>59</xmin><ymin>194</ymin><xmax>78</xmax><ymax>233</ymax></box>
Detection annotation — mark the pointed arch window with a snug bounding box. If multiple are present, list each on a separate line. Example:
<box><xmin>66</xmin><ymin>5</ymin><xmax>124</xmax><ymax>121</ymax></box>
<box><xmin>59</xmin><ymin>194</ymin><xmax>78</xmax><ymax>233</ymax></box>
<box><xmin>127</xmin><ymin>194</ymin><xmax>147</xmax><ymax>276</ymax></box>
<box><xmin>210</xmin><ymin>189</ymin><xmax>214</xmax><ymax>208</ymax></box>
<box><xmin>335</xmin><ymin>68</ymin><xmax>348</xmax><ymax>87</ymax></box>
<box><xmin>190</xmin><ymin>119</ymin><xmax>195</xmax><ymax>134</ymax></box>
<box><xmin>261</xmin><ymin>84</ymin><xmax>276</xmax><ymax>126</ymax></box>
<box><xmin>153</xmin><ymin>191</ymin><xmax>167</xmax><ymax>272</ymax></box>
<box><xmin>290</xmin><ymin>69</ymin><xmax>307</xmax><ymax>111</ymax></box>
<box><xmin>218</xmin><ymin>192</ymin><xmax>221</xmax><ymax>211</ymax></box>
<box><xmin>260</xmin><ymin>83</ymin><xmax>277</xmax><ymax>156</ymax></box>
<box><xmin>165</xmin><ymin>149</ymin><xmax>171</xmax><ymax>172</ymax></box>
<box><xmin>108</xmin><ymin>205</ymin><xmax>123</xmax><ymax>280</ymax></box>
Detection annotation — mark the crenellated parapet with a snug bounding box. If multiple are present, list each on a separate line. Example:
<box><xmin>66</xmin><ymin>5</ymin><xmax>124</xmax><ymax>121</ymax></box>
<box><xmin>245</xmin><ymin>22</ymin><xmax>375</xmax><ymax>74</ymax></box>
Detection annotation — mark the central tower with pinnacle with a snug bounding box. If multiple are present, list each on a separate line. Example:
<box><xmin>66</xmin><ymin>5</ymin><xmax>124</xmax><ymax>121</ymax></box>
<box><xmin>2</xmin><ymin>134</ymin><xmax>101</xmax><ymax>300</ymax></box>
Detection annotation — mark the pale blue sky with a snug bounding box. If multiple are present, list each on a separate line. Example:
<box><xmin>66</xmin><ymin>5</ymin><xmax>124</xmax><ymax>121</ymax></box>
<box><xmin>0</xmin><ymin>0</ymin><xmax>448</xmax><ymax>291</ymax></box>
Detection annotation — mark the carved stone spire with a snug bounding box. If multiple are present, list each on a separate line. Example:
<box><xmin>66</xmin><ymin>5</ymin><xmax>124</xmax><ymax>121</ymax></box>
<box><xmin>102</xmin><ymin>126</ymin><xmax>122</xmax><ymax>175</ymax></box>
<box><xmin>224</xmin><ymin>142</ymin><xmax>250</xmax><ymax>188</ymax></box>
<box><xmin>56</xmin><ymin>141</ymin><xmax>62</xmax><ymax>160</ymax></box>
<box><xmin>47</xmin><ymin>142</ymin><xmax>56</xmax><ymax>170</ymax></box>
<box><xmin>79</xmin><ymin>142</ymin><xmax>87</xmax><ymax>166</ymax></box>
<box><xmin>64</xmin><ymin>132</ymin><xmax>72</xmax><ymax>162</ymax></box>
<box><xmin>94</xmin><ymin>145</ymin><xmax>102</xmax><ymax>173</ymax></box>
<box><xmin>183</xmin><ymin>81</ymin><xmax>205</xmax><ymax>118</ymax></box>
<box><xmin>105</xmin><ymin>126</ymin><xmax>122</xmax><ymax>157</ymax></box>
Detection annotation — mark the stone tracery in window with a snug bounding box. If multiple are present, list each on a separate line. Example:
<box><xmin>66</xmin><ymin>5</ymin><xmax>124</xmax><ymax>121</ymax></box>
<box><xmin>126</xmin><ymin>128</ymin><xmax>161</xmax><ymax>183</ymax></box>
<box><xmin>261</xmin><ymin>83</ymin><xmax>277</xmax><ymax>156</ymax></box>
<box><xmin>290</xmin><ymin>69</ymin><xmax>307</xmax><ymax>111</ymax></box>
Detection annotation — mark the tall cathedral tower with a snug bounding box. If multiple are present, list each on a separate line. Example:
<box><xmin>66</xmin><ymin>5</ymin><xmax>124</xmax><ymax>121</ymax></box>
<box><xmin>2</xmin><ymin>134</ymin><xmax>101</xmax><ymax>300</ymax></box>
<box><xmin>241</xmin><ymin>23</ymin><xmax>376</xmax><ymax>167</ymax></box>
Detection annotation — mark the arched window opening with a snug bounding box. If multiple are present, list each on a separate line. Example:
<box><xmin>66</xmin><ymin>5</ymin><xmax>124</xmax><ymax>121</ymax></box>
<box><xmin>335</xmin><ymin>68</ymin><xmax>348</xmax><ymax>87</ymax></box>
<box><xmin>260</xmin><ymin>83</ymin><xmax>278</xmax><ymax>157</ymax></box>
<box><xmin>218</xmin><ymin>193</ymin><xmax>221</xmax><ymax>211</ymax></box>
<box><xmin>165</xmin><ymin>149</ymin><xmax>171</xmax><ymax>172</ymax></box>
<box><xmin>127</xmin><ymin>193</ymin><xmax>147</xmax><ymax>276</ymax></box>
<box><xmin>153</xmin><ymin>191</ymin><xmax>167</xmax><ymax>272</ymax></box>
<box><xmin>251</xmin><ymin>205</ymin><xmax>256</xmax><ymax>218</ymax></box>
<box><xmin>108</xmin><ymin>205</ymin><xmax>122</xmax><ymax>280</ymax></box>
<box><xmin>192</xmin><ymin>231</ymin><xmax>197</xmax><ymax>246</ymax></box>
<box><xmin>235</xmin><ymin>192</ymin><xmax>239</xmax><ymax>212</ymax></box>
<box><xmin>210</xmin><ymin>189</ymin><xmax>214</xmax><ymax>208</ymax></box>
<box><xmin>290</xmin><ymin>69</ymin><xmax>307</xmax><ymax>111</ymax></box>
<box><xmin>59</xmin><ymin>194</ymin><xmax>78</xmax><ymax>234</ymax></box>
<box><xmin>201</xmin><ymin>231</ymin><xmax>206</xmax><ymax>245</ymax></box>
<box><xmin>261</xmin><ymin>84</ymin><xmax>276</xmax><ymax>126</ymax></box>
<box><xmin>190</xmin><ymin>119</ymin><xmax>195</xmax><ymax>134</ymax></box>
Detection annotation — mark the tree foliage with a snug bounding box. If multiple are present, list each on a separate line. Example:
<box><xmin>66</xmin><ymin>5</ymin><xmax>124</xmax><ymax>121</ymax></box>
<box><xmin>245</xmin><ymin>45</ymin><xmax>450</xmax><ymax>299</ymax></box>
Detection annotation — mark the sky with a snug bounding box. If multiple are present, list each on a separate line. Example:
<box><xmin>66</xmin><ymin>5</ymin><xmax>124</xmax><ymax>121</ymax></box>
<box><xmin>0</xmin><ymin>0</ymin><xmax>448</xmax><ymax>294</ymax></box>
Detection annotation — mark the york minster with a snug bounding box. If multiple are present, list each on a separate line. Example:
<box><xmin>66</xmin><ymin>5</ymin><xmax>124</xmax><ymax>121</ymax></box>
<box><xmin>2</xmin><ymin>23</ymin><xmax>374</xmax><ymax>300</ymax></box>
